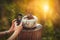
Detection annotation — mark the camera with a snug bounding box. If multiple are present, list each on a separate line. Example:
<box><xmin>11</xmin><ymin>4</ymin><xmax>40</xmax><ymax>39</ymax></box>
<box><xmin>16</xmin><ymin>14</ymin><xmax>22</xmax><ymax>25</ymax></box>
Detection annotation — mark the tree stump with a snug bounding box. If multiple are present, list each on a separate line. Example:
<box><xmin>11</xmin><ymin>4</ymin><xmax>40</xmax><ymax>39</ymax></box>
<box><xmin>16</xmin><ymin>25</ymin><xmax>42</xmax><ymax>40</ymax></box>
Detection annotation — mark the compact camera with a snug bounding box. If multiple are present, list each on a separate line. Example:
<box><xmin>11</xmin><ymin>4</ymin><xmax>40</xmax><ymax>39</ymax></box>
<box><xmin>16</xmin><ymin>14</ymin><xmax>22</xmax><ymax>25</ymax></box>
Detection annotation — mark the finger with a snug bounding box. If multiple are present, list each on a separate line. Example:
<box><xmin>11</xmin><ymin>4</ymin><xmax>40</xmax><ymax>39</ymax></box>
<box><xmin>12</xmin><ymin>19</ymin><xmax>16</xmax><ymax>23</ymax></box>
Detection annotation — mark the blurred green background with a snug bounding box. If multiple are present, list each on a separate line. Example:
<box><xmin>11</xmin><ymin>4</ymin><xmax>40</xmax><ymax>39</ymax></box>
<box><xmin>0</xmin><ymin>0</ymin><xmax>60</xmax><ymax>40</ymax></box>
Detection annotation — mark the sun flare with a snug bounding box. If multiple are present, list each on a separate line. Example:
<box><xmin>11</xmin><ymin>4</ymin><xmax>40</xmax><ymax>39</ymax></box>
<box><xmin>43</xmin><ymin>4</ymin><xmax>49</xmax><ymax>12</ymax></box>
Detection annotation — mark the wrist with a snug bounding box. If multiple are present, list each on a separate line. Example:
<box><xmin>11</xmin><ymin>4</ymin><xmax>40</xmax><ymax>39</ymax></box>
<box><xmin>4</xmin><ymin>31</ymin><xmax>9</xmax><ymax>34</ymax></box>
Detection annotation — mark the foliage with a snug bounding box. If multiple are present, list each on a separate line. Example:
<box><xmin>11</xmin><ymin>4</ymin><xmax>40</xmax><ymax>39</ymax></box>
<box><xmin>0</xmin><ymin>0</ymin><xmax>60</xmax><ymax>40</ymax></box>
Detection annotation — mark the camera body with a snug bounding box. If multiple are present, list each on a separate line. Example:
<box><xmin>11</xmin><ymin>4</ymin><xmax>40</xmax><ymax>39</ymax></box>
<box><xmin>15</xmin><ymin>14</ymin><xmax>22</xmax><ymax>26</ymax></box>
<box><xmin>16</xmin><ymin>19</ymin><xmax>21</xmax><ymax>25</ymax></box>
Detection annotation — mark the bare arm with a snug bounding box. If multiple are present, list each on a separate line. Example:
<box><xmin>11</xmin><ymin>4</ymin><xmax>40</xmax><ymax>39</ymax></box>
<box><xmin>7</xmin><ymin>23</ymin><xmax>23</xmax><ymax>40</ymax></box>
<box><xmin>8</xmin><ymin>19</ymin><xmax>16</xmax><ymax>33</ymax></box>
<box><xmin>0</xmin><ymin>19</ymin><xmax>16</xmax><ymax>36</ymax></box>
